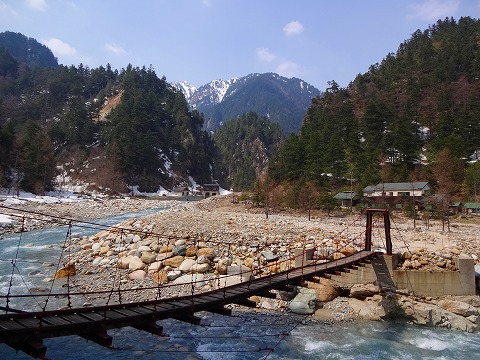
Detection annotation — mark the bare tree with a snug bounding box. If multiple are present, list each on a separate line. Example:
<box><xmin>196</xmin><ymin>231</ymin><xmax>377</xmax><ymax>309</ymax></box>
<box><xmin>432</xmin><ymin>148</ymin><xmax>464</xmax><ymax>231</ymax></box>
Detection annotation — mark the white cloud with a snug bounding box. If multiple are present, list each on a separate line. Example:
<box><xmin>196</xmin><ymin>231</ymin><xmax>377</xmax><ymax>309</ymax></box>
<box><xmin>256</xmin><ymin>47</ymin><xmax>276</xmax><ymax>62</ymax></box>
<box><xmin>408</xmin><ymin>0</ymin><xmax>460</xmax><ymax>21</ymax></box>
<box><xmin>202</xmin><ymin>0</ymin><xmax>213</xmax><ymax>6</ymax></box>
<box><xmin>283</xmin><ymin>20</ymin><xmax>304</xmax><ymax>37</ymax></box>
<box><xmin>42</xmin><ymin>38</ymin><xmax>76</xmax><ymax>56</ymax></box>
<box><xmin>105</xmin><ymin>43</ymin><xmax>126</xmax><ymax>56</ymax></box>
<box><xmin>276</xmin><ymin>60</ymin><xmax>299</xmax><ymax>77</ymax></box>
<box><xmin>25</xmin><ymin>0</ymin><xmax>47</xmax><ymax>11</ymax></box>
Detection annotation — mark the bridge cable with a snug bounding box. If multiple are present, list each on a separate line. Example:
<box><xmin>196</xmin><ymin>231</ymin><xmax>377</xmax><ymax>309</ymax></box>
<box><xmin>5</xmin><ymin>216</ymin><xmax>26</xmax><ymax>313</ymax></box>
<box><xmin>66</xmin><ymin>221</ymin><xmax>73</xmax><ymax>309</ymax></box>
<box><xmin>0</xmin><ymin>204</ymin><xmax>248</xmax><ymax>248</ymax></box>
<box><xmin>0</xmin><ymin>216</ymin><xmax>375</xmax><ymax>303</ymax></box>
<box><xmin>103</xmin><ymin>228</ymin><xmax>126</xmax><ymax>320</ymax></box>
<box><xmin>112</xmin><ymin>228</ymin><xmax>125</xmax><ymax>306</ymax></box>
<box><xmin>154</xmin><ymin>233</ymin><xmax>162</xmax><ymax>308</ymax></box>
<box><xmin>43</xmin><ymin>221</ymin><xmax>72</xmax><ymax>312</ymax></box>
<box><xmin>262</xmin><ymin>315</ymin><xmax>307</xmax><ymax>359</ymax></box>
<box><xmin>389</xmin><ymin>216</ymin><xmax>411</xmax><ymax>253</ymax></box>
<box><xmin>190</xmin><ymin>236</ymin><xmax>197</xmax><ymax>305</ymax></box>
<box><xmin>0</xmin><ymin>205</ymin><xmax>381</xmax><ymax>312</ymax></box>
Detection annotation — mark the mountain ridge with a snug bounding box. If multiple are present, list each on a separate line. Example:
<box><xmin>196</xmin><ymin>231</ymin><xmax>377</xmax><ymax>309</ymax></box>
<box><xmin>173</xmin><ymin>73</ymin><xmax>321</xmax><ymax>133</ymax></box>
<box><xmin>0</xmin><ymin>31</ymin><xmax>58</xmax><ymax>68</ymax></box>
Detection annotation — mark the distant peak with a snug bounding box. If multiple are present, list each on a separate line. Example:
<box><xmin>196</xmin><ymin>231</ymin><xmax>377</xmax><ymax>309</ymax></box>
<box><xmin>172</xmin><ymin>81</ymin><xmax>197</xmax><ymax>100</ymax></box>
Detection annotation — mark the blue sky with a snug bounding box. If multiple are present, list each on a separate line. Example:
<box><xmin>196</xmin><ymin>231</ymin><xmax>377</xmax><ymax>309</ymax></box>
<box><xmin>0</xmin><ymin>0</ymin><xmax>479</xmax><ymax>90</ymax></box>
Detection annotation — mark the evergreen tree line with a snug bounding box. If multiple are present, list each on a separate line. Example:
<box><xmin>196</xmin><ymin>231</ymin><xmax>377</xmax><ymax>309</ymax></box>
<box><xmin>0</xmin><ymin>53</ymin><xmax>218</xmax><ymax>194</ymax></box>
<box><xmin>268</xmin><ymin>17</ymin><xmax>480</xmax><ymax>205</ymax></box>
<box><xmin>213</xmin><ymin>112</ymin><xmax>285</xmax><ymax>190</ymax></box>
<box><xmin>1</xmin><ymin>17</ymin><xmax>480</xmax><ymax>201</ymax></box>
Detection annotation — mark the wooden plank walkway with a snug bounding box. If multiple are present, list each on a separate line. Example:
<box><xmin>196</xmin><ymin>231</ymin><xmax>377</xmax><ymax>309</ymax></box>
<box><xmin>0</xmin><ymin>250</ymin><xmax>379</xmax><ymax>357</ymax></box>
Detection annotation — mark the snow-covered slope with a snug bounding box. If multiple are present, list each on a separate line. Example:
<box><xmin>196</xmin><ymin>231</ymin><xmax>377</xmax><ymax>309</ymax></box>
<box><xmin>172</xmin><ymin>81</ymin><xmax>197</xmax><ymax>100</ymax></box>
<box><xmin>173</xmin><ymin>78</ymin><xmax>239</xmax><ymax>109</ymax></box>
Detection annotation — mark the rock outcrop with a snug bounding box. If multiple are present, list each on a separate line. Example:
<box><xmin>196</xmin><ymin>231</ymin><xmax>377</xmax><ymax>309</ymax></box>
<box><xmin>312</xmin><ymin>285</ymin><xmax>480</xmax><ymax>333</ymax></box>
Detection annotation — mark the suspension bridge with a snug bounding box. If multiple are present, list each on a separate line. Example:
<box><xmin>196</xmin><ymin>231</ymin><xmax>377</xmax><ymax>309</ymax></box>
<box><xmin>0</xmin><ymin>205</ymin><xmax>393</xmax><ymax>359</ymax></box>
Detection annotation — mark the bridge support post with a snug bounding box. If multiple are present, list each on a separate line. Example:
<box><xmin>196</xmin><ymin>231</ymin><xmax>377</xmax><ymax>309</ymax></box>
<box><xmin>384</xmin><ymin>210</ymin><xmax>392</xmax><ymax>255</ymax></box>
<box><xmin>7</xmin><ymin>336</ymin><xmax>47</xmax><ymax>359</ymax></box>
<box><xmin>294</xmin><ymin>247</ymin><xmax>314</xmax><ymax>267</ymax></box>
<box><xmin>80</xmin><ymin>329</ymin><xmax>112</xmax><ymax>348</ymax></box>
<box><xmin>365</xmin><ymin>211</ymin><xmax>373</xmax><ymax>252</ymax></box>
<box><xmin>365</xmin><ymin>209</ymin><xmax>392</xmax><ymax>255</ymax></box>
<box><xmin>133</xmin><ymin>320</ymin><xmax>165</xmax><ymax>336</ymax></box>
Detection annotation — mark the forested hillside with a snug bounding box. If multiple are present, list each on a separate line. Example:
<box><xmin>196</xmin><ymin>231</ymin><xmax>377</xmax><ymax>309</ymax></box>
<box><xmin>269</xmin><ymin>17</ymin><xmax>480</xmax><ymax>203</ymax></box>
<box><xmin>0</xmin><ymin>43</ymin><xmax>219</xmax><ymax>194</ymax></box>
<box><xmin>1</xmin><ymin>18</ymin><xmax>480</xmax><ymax>200</ymax></box>
<box><xmin>213</xmin><ymin>112</ymin><xmax>285</xmax><ymax>190</ymax></box>
<box><xmin>0</xmin><ymin>31</ymin><xmax>58</xmax><ymax>68</ymax></box>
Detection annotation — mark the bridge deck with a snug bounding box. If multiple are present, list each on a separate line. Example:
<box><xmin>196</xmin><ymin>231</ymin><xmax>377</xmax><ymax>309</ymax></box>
<box><xmin>0</xmin><ymin>250</ymin><xmax>378</xmax><ymax>347</ymax></box>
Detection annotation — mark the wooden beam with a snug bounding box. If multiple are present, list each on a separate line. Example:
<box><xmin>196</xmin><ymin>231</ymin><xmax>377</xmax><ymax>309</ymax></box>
<box><xmin>172</xmin><ymin>314</ymin><xmax>202</xmax><ymax>326</ymax></box>
<box><xmin>272</xmin><ymin>284</ymin><xmax>295</xmax><ymax>292</ymax></box>
<box><xmin>257</xmin><ymin>291</ymin><xmax>277</xmax><ymax>299</ymax></box>
<box><xmin>7</xmin><ymin>337</ymin><xmax>47</xmax><ymax>360</ymax></box>
<box><xmin>132</xmin><ymin>320</ymin><xmax>165</xmax><ymax>336</ymax></box>
<box><xmin>80</xmin><ymin>329</ymin><xmax>112</xmax><ymax>348</ymax></box>
<box><xmin>207</xmin><ymin>306</ymin><xmax>232</xmax><ymax>316</ymax></box>
<box><xmin>232</xmin><ymin>298</ymin><xmax>257</xmax><ymax>308</ymax></box>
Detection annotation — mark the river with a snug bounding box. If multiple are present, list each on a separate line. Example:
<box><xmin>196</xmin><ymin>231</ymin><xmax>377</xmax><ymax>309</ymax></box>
<box><xmin>1</xmin><ymin>210</ymin><xmax>480</xmax><ymax>359</ymax></box>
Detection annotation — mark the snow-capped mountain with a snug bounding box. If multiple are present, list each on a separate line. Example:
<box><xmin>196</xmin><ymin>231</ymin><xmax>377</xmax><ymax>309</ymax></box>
<box><xmin>173</xmin><ymin>77</ymin><xmax>239</xmax><ymax>108</ymax></box>
<box><xmin>173</xmin><ymin>73</ymin><xmax>321</xmax><ymax>133</ymax></box>
<box><xmin>173</xmin><ymin>80</ymin><xmax>197</xmax><ymax>100</ymax></box>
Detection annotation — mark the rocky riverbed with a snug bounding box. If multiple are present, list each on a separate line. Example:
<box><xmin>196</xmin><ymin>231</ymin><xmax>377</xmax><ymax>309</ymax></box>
<box><xmin>19</xmin><ymin>195</ymin><xmax>480</xmax><ymax>332</ymax></box>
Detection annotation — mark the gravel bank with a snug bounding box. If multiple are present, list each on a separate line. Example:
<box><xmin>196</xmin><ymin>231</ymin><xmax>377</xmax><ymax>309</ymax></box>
<box><xmin>0</xmin><ymin>197</ymin><xmax>184</xmax><ymax>235</ymax></box>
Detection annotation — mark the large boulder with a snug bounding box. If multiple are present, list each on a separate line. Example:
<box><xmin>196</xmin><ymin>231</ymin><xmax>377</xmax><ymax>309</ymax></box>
<box><xmin>307</xmin><ymin>278</ymin><xmax>339</xmax><ymax>302</ymax></box>
<box><xmin>140</xmin><ymin>252</ymin><xmax>157</xmax><ymax>265</ymax></box>
<box><xmin>151</xmin><ymin>269</ymin><xmax>168</xmax><ymax>284</ymax></box>
<box><xmin>147</xmin><ymin>261</ymin><xmax>163</xmax><ymax>273</ymax></box>
<box><xmin>348</xmin><ymin>296</ymin><xmax>386</xmax><ymax>320</ymax></box>
<box><xmin>156</xmin><ymin>252</ymin><xmax>172</xmax><ymax>261</ymax></box>
<box><xmin>159</xmin><ymin>245</ymin><xmax>173</xmax><ymax>254</ymax></box>
<box><xmin>340</xmin><ymin>246</ymin><xmax>356</xmax><ymax>256</ymax></box>
<box><xmin>332</xmin><ymin>252</ymin><xmax>346</xmax><ymax>260</ymax></box>
<box><xmin>216</xmin><ymin>258</ymin><xmax>230</xmax><ymax>275</ymax></box>
<box><xmin>349</xmin><ymin>283</ymin><xmax>381</xmax><ymax>299</ymax></box>
<box><xmin>186</xmin><ymin>246</ymin><xmax>198</xmax><ymax>257</ymax></box>
<box><xmin>54</xmin><ymin>264</ymin><xmax>76</xmax><ymax>279</ymax></box>
<box><xmin>137</xmin><ymin>245</ymin><xmax>151</xmax><ymax>254</ymax></box>
<box><xmin>164</xmin><ymin>255</ymin><xmax>184</xmax><ymax>268</ymax></box>
<box><xmin>117</xmin><ymin>255</ymin><xmax>145</xmax><ymax>270</ymax></box>
<box><xmin>172</xmin><ymin>243</ymin><xmax>187</xmax><ymax>256</ymax></box>
<box><xmin>91</xmin><ymin>243</ymin><xmax>101</xmax><ymax>253</ymax></box>
<box><xmin>227</xmin><ymin>265</ymin><xmax>253</xmax><ymax>280</ymax></box>
<box><xmin>405</xmin><ymin>300</ymin><xmax>478</xmax><ymax>332</ymax></box>
<box><xmin>288</xmin><ymin>287</ymin><xmax>317</xmax><ymax>315</ymax></box>
<box><xmin>190</xmin><ymin>263</ymin><xmax>210</xmax><ymax>273</ymax></box>
<box><xmin>127</xmin><ymin>256</ymin><xmax>145</xmax><ymax>271</ymax></box>
<box><xmin>197</xmin><ymin>248</ymin><xmax>215</xmax><ymax>260</ymax></box>
<box><xmin>179</xmin><ymin>258</ymin><xmax>196</xmax><ymax>272</ymax></box>
<box><xmin>128</xmin><ymin>269</ymin><xmax>147</xmax><ymax>281</ymax></box>
<box><xmin>167</xmin><ymin>270</ymin><xmax>182</xmax><ymax>281</ymax></box>
<box><xmin>217</xmin><ymin>274</ymin><xmax>248</xmax><ymax>287</ymax></box>
<box><xmin>437</xmin><ymin>299</ymin><xmax>479</xmax><ymax>317</ymax></box>
<box><xmin>172</xmin><ymin>273</ymin><xmax>206</xmax><ymax>286</ymax></box>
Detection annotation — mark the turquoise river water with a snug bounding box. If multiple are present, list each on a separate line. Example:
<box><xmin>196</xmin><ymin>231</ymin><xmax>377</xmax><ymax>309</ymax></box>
<box><xmin>1</xmin><ymin>209</ymin><xmax>480</xmax><ymax>359</ymax></box>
